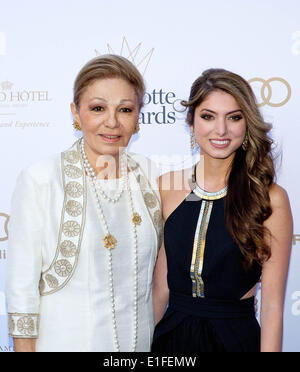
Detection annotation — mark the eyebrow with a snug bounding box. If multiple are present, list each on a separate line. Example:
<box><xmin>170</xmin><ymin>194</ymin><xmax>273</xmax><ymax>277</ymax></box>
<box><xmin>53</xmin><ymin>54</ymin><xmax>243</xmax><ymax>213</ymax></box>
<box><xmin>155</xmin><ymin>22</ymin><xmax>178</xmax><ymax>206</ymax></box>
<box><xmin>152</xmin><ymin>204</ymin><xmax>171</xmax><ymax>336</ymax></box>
<box><xmin>120</xmin><ymin>99</ymin><xmax>135</xmax><ymax>104</ymax></box>
<box><xmin>91</xmin><ymin>97</ymin><xmax>135</xmax><ymax>104</ymax></box>
<box><xmin>200</xmin><ymin>109</ymin><xmax>243</xmax><ymax>115</ymax></box>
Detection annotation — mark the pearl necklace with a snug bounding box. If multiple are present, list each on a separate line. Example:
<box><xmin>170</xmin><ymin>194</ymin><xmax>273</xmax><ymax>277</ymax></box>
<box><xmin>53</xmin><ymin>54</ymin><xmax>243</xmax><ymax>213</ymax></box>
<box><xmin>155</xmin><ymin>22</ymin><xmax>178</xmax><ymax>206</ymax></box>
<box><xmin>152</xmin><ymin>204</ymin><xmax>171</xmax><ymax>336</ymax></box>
<box><xmin>95</xmin><ymin>164</ymin><xmax>126</xmax><ymax>204</ymax></box>
<box><xmin>80</xmin><ymin>138</ymin><xmax>140</xmax><ymax>352</ymax></box>
<box><xmin>81</xmin><ymin>143</ymin><xmax>126</xmax><ymax>203</ymax></box>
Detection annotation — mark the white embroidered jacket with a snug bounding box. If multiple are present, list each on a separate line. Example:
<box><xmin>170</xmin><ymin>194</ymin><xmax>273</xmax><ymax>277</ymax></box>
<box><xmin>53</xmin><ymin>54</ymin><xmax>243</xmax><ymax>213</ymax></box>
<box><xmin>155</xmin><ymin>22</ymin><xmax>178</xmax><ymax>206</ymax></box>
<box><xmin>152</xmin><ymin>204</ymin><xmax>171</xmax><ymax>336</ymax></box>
<box><xmin>6</xmin><ymin>141</ymin><xmax>162</xmax><ymax>348</ymax></box>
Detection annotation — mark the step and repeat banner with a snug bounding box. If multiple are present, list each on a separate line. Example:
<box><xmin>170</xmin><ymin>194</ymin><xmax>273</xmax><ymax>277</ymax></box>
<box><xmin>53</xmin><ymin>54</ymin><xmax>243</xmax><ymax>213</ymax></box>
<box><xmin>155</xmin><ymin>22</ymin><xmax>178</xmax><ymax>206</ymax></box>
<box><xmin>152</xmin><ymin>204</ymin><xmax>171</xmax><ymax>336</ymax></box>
<box><xmin>0</xmin><ymin>0</ymin><xmax>299</xmax><ymax>352</ymax></box>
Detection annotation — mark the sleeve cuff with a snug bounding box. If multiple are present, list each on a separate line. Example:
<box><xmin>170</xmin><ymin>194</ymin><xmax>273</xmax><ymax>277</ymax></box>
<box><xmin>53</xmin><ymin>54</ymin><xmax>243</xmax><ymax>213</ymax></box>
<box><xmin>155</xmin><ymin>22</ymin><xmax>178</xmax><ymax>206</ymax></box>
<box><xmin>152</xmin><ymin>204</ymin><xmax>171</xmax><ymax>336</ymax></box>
<box><xmin>8</xmin><ymin>313</ymin><xmax>40</xmax><ymax>338</ymax></box>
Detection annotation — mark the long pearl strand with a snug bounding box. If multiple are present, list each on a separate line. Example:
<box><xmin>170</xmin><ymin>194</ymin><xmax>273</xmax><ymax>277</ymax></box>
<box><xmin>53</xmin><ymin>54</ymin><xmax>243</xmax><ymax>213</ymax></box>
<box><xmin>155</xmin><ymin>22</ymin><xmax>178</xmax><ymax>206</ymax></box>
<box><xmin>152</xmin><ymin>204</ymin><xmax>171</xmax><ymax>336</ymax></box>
<box><xmin>80</xmin><ymin>138</ymin><xmax>139</xmax><ymax>352</ymax></box>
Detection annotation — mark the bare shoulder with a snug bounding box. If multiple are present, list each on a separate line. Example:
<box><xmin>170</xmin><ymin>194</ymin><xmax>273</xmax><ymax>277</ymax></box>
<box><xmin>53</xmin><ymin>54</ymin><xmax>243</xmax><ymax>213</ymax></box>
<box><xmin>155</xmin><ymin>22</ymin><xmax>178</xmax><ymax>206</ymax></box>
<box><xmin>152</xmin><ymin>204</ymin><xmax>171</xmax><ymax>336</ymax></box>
<box><xmin>269</xmin><ymin>183</ymin><xmax>291</xmax><ymax>210</ymax></box>
<box><xmin>158</xmin><ymin>169</ymin><xmax>192</xmax><ymax>221</ymax></box>
<box><xmin>265</xmin><ymin>183</ymin><xmax>293</xmax><ymax>236</ymax></box>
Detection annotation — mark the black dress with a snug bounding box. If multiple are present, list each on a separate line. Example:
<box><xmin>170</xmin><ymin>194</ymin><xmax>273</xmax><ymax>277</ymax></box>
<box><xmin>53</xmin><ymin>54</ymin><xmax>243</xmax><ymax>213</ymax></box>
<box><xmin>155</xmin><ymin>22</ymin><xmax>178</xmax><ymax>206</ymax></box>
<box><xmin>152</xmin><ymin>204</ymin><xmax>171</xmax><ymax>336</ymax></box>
<box><xmin>152</xmin><ymin>177</ymin><xmax>262</xmax><ymax>352</ymax></box>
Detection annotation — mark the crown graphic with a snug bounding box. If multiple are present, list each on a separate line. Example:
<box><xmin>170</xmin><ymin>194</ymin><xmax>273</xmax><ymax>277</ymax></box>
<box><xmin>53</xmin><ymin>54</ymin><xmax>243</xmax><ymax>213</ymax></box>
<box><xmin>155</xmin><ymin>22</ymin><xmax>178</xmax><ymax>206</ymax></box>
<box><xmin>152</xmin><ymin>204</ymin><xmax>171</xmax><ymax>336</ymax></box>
<box><xmin>95</xmin><ymin>37</ymin><xmax>154</xmax><ymax>76</ymax></box>
<box><xmin>0</xmin><ymin>81</ymin><xmax>13</xmax><ymax>90</ymax></box>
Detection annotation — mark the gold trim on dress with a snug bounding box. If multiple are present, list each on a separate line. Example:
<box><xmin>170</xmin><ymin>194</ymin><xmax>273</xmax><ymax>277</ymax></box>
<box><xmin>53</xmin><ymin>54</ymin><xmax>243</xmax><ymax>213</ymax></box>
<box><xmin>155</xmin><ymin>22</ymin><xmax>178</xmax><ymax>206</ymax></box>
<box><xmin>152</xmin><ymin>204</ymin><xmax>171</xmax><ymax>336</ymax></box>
<box><xmin>190</xmin><ymin>200</ymin><xmax>213</xmax><ymax>298</ymax></box>
<box><xmin>189</xmin><ymin>164</ymin><xmax>227</xmax><ymax>297</ymax></box>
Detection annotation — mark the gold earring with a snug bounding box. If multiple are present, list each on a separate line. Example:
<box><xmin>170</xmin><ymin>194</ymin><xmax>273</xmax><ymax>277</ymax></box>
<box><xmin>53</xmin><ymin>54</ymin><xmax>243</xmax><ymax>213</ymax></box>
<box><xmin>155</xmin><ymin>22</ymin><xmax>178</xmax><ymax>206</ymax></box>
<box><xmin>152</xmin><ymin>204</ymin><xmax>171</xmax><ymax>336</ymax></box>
<box><xmin>134</xmin><ymin>123</ymin><xmax>140</xmax><ymax>134</ymax></box>
<box><xmin>73</xmin><ymin>120</ymin><xmax>82</xmax><ymax>131</ymax></box>
<box><xmin>190</xmin><ymin>131</ymin><xmax>196</xmax><ymax>150</ymax></box>
<box><xmin>242</xmin><ymin>134</ymin><xmax>248</xmax><ymax>151</ymax></box>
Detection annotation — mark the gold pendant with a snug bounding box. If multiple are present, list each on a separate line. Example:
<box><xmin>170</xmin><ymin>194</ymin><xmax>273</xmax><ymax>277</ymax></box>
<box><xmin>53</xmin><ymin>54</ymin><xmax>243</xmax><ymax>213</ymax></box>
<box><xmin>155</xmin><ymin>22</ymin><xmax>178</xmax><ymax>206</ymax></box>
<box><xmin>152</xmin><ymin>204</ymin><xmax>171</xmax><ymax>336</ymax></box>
<box><xmin>103</xmin><ymin>234</ymin><xmax>117</xmax><ymax>250</ymax></box>
<box><xmin>132</xmin><ymin>212</ymin><xmax>142</xmax><ymax>226</ymax></box>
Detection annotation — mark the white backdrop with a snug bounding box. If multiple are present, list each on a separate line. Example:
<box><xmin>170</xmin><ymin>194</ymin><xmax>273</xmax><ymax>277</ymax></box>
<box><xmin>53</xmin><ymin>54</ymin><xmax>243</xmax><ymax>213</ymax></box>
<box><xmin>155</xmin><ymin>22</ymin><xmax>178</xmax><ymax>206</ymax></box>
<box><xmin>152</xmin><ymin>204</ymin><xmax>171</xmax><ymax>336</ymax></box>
<box><xmin>0</xmin><ymin>0</ymin><xmax>299</xmax><ymax>352</ymax></box>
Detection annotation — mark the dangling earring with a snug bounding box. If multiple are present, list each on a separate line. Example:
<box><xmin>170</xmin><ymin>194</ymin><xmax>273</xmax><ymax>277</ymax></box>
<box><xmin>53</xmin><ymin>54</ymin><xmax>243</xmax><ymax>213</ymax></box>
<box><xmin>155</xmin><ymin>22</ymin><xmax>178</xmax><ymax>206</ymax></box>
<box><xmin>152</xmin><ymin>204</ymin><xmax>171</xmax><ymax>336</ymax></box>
<box><xmin>242</xmin><ymin>134</ymin><xmax>248</xmax><ymax>151</ymax></box>
<box><xmin>190</xmin><ymin>131</ymin><xmax>196</xmax><ymax>150</ymax></box>
<box><xmin>134</xmin><ymin>123</ymin><xmax>140</xmax><ymax>134</ymax></box>
<box><xmin>73</xmin><ymin>120</ymin><xmax>82</xmax><ymax>131</ymax></box>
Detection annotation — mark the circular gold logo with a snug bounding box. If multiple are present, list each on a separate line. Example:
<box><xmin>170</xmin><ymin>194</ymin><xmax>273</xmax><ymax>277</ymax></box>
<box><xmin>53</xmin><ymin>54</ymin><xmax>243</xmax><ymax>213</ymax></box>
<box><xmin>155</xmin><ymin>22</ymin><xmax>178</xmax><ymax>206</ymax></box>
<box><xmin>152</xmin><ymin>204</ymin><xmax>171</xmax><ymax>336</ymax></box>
<box><xmin>248</xmin><ymin>77</ymin><xmax>291</xmax><ymax>107</ymax></box>
<box><xmin>0</xmin><ymin>213</ymin><xmax>10</xmax><ymax>241</ymax></box>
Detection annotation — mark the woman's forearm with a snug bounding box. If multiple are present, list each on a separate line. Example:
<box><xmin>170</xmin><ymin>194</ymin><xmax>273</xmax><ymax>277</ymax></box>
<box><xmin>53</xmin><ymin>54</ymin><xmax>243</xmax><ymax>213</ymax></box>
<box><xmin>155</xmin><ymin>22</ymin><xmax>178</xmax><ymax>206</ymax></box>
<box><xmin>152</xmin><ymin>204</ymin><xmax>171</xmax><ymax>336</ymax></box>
<box><xmin>260</xmin><ymin>309</ymin><xmax>283</xmax><ymax>352</ymax></box>
<box><xmin>153</xmin><ymin>290</ymin><xmax>169</xmax><ymax>325</ymax></box>
<box><xmin>13</xmin><ymin>338</ymin><xmax>36</xmax><ymax>352</ymax></box>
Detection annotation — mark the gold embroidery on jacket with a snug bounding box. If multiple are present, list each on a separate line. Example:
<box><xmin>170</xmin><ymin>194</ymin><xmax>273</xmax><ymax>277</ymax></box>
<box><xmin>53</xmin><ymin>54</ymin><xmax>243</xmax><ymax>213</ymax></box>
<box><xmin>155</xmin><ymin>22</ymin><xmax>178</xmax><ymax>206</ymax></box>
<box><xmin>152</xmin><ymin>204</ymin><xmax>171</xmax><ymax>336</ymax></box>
<box><xmin>8</xmin><ymin>313</ymin><xmax>40</xmax><ymax>338</ymax></box>
<box><xmin>66</xmin><ymin>200</ymin><xmax>83</xmax><ymax>217</ymax></box>
<box><xmin>40</xmin><ymin>140</ymin><xmax>87</xmax><ymax>296</ymax></box>
<box><xmin>62</xmin><ymin>220</ymin><xmax>81</xmax><ymax>237</ymax></box>
<box><xmin>39</xmin><ymin>143</ymin><xmax>161</xmax><ymax>296</ymax></box>
<box><xmin>127</xmin><ymin>154</ymin><xmax>163</xmax><ymax>249</ymax></box>
<box><xmin>64</xmin><ymin>164</ymin><xmax>82</xmax><ymax>179</ymax></box>
<box><xmin>65</xmin><ymin>181</ymin><xmax>83</xmax><ymax>198</ymax></box>
<box><xmin>60</xmin><ymin>240</ymin><xmax>77</xmax><ymax>257</ymax></box>
<box><xmin>45</xmin><ymin>274</ymin><xmax>59</xmax><ymax>288</ymax></box>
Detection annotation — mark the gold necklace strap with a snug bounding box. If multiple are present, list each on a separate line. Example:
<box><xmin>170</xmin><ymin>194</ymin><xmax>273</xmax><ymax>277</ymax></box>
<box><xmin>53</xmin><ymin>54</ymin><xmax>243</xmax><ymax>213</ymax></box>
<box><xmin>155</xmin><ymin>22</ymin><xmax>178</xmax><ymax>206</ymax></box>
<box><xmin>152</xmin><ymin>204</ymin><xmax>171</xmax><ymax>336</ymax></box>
<box><xmin>190</xmin><ymin>163</ymin><xmax>228</xmax><ymax>201</ymax></box>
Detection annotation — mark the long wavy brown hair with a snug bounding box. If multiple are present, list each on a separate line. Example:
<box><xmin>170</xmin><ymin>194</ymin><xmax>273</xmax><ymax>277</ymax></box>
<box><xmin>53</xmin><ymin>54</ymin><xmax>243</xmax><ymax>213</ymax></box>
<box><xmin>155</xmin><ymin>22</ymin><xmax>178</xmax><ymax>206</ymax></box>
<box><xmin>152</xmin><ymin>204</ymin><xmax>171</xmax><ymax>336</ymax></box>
<box><xmin>182</xmin><ymin>68</ymin><xmax>275</xmax><ymax>268</ymax></box>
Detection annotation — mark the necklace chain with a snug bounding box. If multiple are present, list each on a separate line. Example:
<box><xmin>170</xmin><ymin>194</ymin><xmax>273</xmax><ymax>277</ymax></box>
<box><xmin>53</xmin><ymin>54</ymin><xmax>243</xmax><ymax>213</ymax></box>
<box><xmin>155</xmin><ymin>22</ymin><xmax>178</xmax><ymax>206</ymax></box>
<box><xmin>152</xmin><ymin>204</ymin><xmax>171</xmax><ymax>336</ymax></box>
<box><xmin>190</xmin><ymin>163</ymin><xmax>228</xmax><ymax>200</ymax></box>
<box><xmin>80</xmin><ymin>138</ymin><xmax>139</xmax><ymax>352</ymax></box>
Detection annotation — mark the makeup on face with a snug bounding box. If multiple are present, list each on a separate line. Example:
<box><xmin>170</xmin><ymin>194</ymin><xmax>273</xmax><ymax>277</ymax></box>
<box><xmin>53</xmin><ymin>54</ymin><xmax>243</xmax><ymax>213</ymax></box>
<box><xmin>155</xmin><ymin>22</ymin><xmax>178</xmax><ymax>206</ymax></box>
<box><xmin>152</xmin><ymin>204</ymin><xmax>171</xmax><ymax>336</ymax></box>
<box><xmin>71</xmin><ymin>78</ymin><xmax>139</xmax><ymax>169</ymax></box>
<box><xmin>193</xmin><ymin>91</ymin><xmax>247</xmax><ymax>159</ymax></box>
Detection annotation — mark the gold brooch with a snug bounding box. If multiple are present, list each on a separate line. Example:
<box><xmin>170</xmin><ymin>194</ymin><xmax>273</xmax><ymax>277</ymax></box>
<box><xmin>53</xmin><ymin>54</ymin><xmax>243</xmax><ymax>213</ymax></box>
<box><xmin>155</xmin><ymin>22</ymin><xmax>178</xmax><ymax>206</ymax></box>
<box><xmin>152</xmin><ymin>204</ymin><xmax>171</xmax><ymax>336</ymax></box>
<box><xmin>132</xmin><ymin>213</ymin><xmax>142</xmax><ymax>226</ymax></box>
<box><xmin>103</xmin><ymin>234</ymin><xmax>117</xmax><ymax>250</ymax></box>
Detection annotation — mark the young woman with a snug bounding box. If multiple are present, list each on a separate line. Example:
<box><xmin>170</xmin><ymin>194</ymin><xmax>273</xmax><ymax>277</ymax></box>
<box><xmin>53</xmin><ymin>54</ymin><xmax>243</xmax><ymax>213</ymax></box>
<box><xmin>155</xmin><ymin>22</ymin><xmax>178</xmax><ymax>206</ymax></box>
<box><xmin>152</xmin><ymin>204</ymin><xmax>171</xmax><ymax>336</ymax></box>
<box><xmin>6</xmin><ymin>55</ymin><xmax>162</xmax><ymax>352</ymax></box>
<box><xmin>152</xmin><ymin>69</ymin><xmax>293</xmax><ymax>352</ymax></box>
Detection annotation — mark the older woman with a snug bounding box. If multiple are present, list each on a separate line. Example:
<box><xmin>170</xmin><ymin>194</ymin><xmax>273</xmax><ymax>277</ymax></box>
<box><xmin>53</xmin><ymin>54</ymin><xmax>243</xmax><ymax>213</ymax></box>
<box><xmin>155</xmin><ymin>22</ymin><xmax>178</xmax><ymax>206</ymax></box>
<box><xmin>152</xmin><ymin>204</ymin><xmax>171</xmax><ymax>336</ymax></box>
<box><xmin>6</xmin><ymin>55</ymin><xmax>162</xmax><ymax>352</ymax></box>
